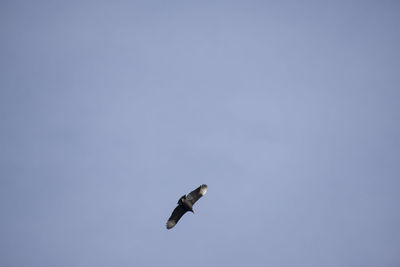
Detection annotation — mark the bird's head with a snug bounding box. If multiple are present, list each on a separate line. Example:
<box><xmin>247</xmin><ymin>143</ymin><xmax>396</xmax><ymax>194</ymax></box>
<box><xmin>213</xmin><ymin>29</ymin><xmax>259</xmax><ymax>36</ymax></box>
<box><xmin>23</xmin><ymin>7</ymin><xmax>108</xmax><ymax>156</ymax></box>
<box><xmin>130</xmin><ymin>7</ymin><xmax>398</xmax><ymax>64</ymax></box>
<box><xmin>178</xmin><ymin>195</ymin><xmax>186</xmax><ymax>205</ymax></box>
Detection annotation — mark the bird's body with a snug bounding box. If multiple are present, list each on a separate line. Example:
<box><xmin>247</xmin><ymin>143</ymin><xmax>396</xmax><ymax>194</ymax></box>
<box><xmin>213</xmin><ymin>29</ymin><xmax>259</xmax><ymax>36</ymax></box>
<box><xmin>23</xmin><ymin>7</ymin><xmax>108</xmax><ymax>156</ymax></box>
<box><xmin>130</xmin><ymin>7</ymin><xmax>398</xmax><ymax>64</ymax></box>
<box><xmin>166</xmin><ymin>184</ymin><xmax>208</xmax><ymax>229</ymax></box>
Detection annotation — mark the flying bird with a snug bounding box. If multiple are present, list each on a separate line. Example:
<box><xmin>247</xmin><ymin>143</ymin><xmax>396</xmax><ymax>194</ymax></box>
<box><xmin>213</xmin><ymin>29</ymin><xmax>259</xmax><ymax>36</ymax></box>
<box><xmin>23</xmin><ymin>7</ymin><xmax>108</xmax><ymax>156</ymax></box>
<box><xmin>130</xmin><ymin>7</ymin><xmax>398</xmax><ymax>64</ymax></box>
<box><xmin>166</xmin><ymin>184</ymin><xmax>208</xmax><ymax>229</ymax></box>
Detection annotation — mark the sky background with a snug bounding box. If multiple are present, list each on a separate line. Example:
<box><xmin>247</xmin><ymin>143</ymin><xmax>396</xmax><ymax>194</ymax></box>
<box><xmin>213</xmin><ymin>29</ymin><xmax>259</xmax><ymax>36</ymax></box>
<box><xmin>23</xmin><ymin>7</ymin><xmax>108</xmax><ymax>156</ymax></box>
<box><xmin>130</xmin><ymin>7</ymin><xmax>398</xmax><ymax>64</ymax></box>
<box><xmin>1</xmin><ymin>1</ymin><xmax>399</xmax><ymax>266</ymax></box>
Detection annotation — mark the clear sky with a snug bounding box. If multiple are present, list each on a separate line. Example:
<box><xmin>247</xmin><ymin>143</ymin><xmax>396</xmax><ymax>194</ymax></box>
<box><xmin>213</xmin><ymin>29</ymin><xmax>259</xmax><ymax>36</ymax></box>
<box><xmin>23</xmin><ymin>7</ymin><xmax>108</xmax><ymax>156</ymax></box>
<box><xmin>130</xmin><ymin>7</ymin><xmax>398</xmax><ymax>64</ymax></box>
<box><xmin>1</xmin><ymin>1</ymin><xmax>399</xmax><ymax>266</ymax></box>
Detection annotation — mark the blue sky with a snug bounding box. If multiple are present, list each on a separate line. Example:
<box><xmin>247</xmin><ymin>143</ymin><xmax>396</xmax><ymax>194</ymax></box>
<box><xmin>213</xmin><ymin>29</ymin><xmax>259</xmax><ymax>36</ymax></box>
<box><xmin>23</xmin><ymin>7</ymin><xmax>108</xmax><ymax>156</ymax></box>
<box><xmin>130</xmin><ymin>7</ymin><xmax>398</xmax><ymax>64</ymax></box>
<box><xmin>1</xmin><ymin>1</ymin><xmax>399</xmax><ymax>266</ymax></box>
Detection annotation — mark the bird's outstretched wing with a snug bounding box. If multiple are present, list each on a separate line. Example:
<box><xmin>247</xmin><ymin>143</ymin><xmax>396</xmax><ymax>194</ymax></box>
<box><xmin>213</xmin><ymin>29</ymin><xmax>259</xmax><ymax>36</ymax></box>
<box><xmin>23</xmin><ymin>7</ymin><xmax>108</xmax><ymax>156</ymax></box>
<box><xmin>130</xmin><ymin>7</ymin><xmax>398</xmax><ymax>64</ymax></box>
<box><xmin>166</xmin><ymin>205</ymin><xmax>187</xmax><ymax>229</ymax></box>
<box><xmin>186</xmin><ymin>184</ymin><xmax>208</xmax><ymax>205</ymax></box>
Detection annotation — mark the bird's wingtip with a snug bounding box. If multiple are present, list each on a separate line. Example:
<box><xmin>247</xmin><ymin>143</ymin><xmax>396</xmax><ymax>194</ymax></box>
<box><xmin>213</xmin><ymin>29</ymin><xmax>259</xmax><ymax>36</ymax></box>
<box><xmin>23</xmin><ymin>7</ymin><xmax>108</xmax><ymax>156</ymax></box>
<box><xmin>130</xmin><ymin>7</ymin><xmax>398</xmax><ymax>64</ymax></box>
<box><xmin>166</xmin><ymin>220</ymin><xmax>176</xmax><ymax>229</ymax></box>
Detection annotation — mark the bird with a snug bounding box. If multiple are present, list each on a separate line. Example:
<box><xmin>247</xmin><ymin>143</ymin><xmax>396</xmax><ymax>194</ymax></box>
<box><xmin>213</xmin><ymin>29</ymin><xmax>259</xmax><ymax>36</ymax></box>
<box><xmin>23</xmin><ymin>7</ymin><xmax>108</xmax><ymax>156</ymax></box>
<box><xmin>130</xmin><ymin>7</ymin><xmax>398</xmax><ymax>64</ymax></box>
<box><xmin>166</xmin><ymin>184</ymin><xmax>208</xmax><ymax>229</ymax></box>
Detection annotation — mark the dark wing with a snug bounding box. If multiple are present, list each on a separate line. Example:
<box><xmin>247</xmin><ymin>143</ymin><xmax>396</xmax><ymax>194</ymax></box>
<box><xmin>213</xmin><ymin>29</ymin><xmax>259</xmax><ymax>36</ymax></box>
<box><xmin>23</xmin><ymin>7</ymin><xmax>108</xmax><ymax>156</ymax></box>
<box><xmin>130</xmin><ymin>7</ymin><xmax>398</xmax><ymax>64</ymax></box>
<box><xmin>186</xmin><ymin>184</ymin><xmax>208</xmax><ymax>205</ymax></box>
<box><xmin>166</xmin><ymin>204</ymin><xmax>187</xmax><ymax>229</ymax></box>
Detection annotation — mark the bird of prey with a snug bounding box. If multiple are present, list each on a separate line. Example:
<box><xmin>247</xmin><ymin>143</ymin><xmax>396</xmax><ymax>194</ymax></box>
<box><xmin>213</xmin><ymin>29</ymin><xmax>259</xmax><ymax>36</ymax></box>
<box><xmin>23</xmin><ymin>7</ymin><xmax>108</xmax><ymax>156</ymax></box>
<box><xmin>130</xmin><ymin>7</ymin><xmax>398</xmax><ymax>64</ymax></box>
<box><xmin>166</xmin><ymin>184</ymin><xmax>208</xmax><ymax>229</ymax></box>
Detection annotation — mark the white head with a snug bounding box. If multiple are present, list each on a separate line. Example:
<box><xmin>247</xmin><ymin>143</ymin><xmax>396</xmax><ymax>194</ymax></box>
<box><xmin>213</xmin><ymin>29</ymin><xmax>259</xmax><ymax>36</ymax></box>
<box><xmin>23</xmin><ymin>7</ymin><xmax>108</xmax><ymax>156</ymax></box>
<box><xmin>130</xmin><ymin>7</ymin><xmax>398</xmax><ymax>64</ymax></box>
<box><xmin>199</xmin><ymin>184</ymin><xmax>208</xmax><ymax>196</ymax></box>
